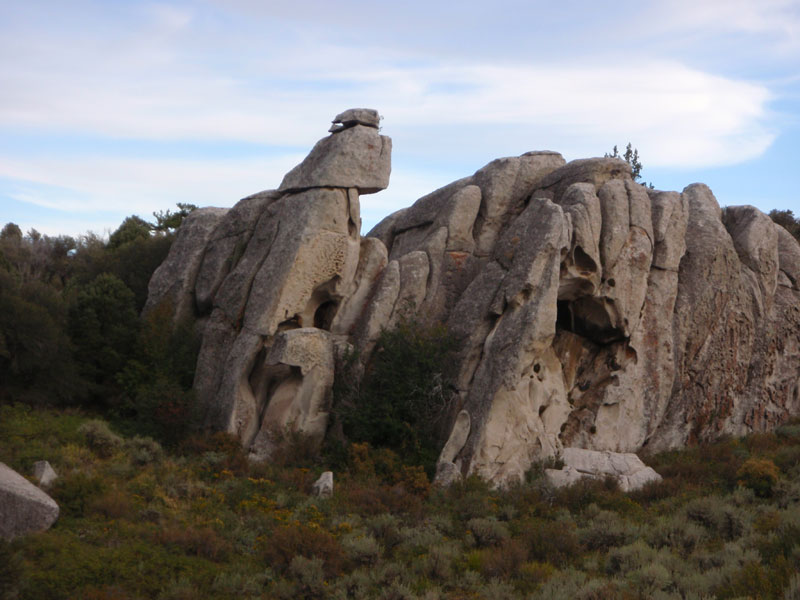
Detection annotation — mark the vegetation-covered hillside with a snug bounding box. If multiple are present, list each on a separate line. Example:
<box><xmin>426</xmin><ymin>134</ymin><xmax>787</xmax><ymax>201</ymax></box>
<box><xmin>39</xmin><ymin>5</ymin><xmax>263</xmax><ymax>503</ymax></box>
<box><xmin>0</xmin><ymin>206</ymin><xmax>199</xmax><ymax>444</ymax></box>
<box><xmin>2</xmin><ymin>206</ymin><xmax>800</xmax><ymax>599</ymax></box>
<box><xmin>2</xmin><ymin>404</ymin><xmax>800</xmax><ymax>599</ymax></box>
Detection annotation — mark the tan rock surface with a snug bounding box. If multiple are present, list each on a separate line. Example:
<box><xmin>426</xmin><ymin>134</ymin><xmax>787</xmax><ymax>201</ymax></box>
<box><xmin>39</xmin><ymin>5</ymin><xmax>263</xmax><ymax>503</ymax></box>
<box><xmin>145</xmin><ymin>110</ymin><xmax>800</xmax><ymax>487</ymax></box>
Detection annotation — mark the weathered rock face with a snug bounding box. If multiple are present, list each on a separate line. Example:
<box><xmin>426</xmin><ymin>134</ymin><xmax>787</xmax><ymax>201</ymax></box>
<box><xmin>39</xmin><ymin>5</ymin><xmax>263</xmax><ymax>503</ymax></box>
<box><xmin>146</xmin><ymin>108</ymin><xmax>800</xmax><ymax>487</ymax></box>
<box><xmin>1</xmin><ymin>462</ymin><xmax>60</xmax><ymax>540</ymax></box>
<box><xmin>147</xmin><ymin>109</ymin><xmax>390</xmax><ymax>460</ymax></box>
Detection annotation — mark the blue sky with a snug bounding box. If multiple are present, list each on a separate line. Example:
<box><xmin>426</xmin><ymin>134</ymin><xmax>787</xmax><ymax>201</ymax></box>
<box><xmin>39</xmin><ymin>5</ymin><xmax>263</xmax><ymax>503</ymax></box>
<box><xmin>1</xmin><ymin>0</ymin><xmax>799</xmax><ymax>237</ymax></box>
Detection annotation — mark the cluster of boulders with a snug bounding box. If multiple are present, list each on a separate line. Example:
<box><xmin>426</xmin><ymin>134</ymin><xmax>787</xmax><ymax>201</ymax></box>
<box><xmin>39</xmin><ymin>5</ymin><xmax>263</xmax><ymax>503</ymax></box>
<box><xmin>146</xmin><ymin>108</ymin><xmax>800</xmax><ymax>488</ymax></box>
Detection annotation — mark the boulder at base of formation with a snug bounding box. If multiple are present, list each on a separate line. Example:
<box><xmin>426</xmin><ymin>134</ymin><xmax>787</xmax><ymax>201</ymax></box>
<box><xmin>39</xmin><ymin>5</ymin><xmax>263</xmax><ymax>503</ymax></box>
<box><xmin>312</xmin><ymin>471</ymin><xmax>334</xmax><ymax>498</ymax></box>
<box><xmin>545</xmin><ymin>447</ymin><xmax>661</xmax><ymax>492</ymax></box>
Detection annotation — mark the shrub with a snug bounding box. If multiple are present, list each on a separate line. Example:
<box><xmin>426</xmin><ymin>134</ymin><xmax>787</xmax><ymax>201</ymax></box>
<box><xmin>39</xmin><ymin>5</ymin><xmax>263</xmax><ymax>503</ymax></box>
<box><xmin>260</xmin><ymin>523</ymin><xmax>344</xmax><ymax>576</ymax></box>
<box><xmin>517</xmin><ymin>518</ymin><xmax>581</xmax><ymax>567</ymax></box>
<box><xmin>716</xmin><ymin>560</ymin><xmax>779</xmax><ymax>599</ymax></box>
<box><xmin>341</xmin><ymin>533</ymin><xmax>382</xmax><ymax>566</ymax></box>
<box><xmin>467</xmin><ymin>518</ymin><xmax>509</xmax><ymax>547</ymax></box>
<box><xmin>579</xmin><ymin>510</ymin><xmax>637</xmax><ymax>551</ymax></box>
<box><xmin>480</xmin><ymin>538</ymin><xmax>527</xmax><ymax>578</ymax></box>
<box><xmin>365</xmin><ymin>514</ymin><xmax>403</xmax><ymax>553</ymax></box>
<box><xmin>287</xmin><ymin>555</ymin><xmax>327</xmax><ymax>600</ymax></box>
<box><xmin>89</xmin><ymin>488</ymin><xmax>135</xmax><ymax>520</ymax></box>
<box><xmin>0</xmin><ymin>538</ymin><xmax>22</xmax><ymax>600</ymax></box>
<box><xmin>424</xmin><ymin>542</ymin><xmax>459</xmax><ymax>580</ymax></box>
<box><xmin>52</xmin><ymin>472</ymin><xmax>107</xmax><ymax>518</ymax></box>
<box><xmin>517</xmin><ymin>561</ymin><xmax>556</xmax><ymax>594</ymax></box>
<box><xmin>336</xmin><ymin>317</ymin><xmax>457</xmax><ymax>473</ymax></box>
<box><xmin>124</xmin><ymin>435</ymin><xmax>163</xmax><ymax>465</ymax></box>
<box><xmin>180</xmin><ymin>431</ymin><xmax>248</xmax><ymax>476</ymax></box>
<box><xmin>605</xmin><ymin>540</ymin><xmax>658</xmax><ymax>575</ymax></box>
<box><xmin>628</xmin><ymin>563</ymin><xmax>672</xmax><ymax>597</ymax></box>
<box><xmin>647</xmin><ymin>513</ymin><xmax>706</xmax><ymax>557</ymax></box>
<box><xmin>79</xmin><ymin>419</ymin><xmax>123</xmax><ymax>458</ymax></box>
<box><xmin>684</xmin><ymin>496</ymin><xmax>746</xmax><ymax>540</ymax></box>
<box><xmin>343</xmin><ymin>481</ymin><xmax>423</xmax><ymax>517</ymax></box>
<box><xmin>156</xmin><ymin>524</ymin><xmax>231</xmax><ymax>561</ymax></box>
<box><xmin>785</xmin><ymin>573</ymin><xmax>800</xmax><ymax>600</ymax></box>
<box><xmin>737</xmin><ymin>458</ymin><xmax>780</xmax><ymax>498</ymax></box>
<box><xmin>477</xmin><ymin>578</ymin><xmax>517</xmax><ymax>600</ymax></box>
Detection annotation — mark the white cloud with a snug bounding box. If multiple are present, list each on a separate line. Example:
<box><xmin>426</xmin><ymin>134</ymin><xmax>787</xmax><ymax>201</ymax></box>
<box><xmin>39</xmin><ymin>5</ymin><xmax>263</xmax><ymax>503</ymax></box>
<box><xmin>652</xmin><ymin>0</ymin><xmax>800</xmax><ymax>41</ymax></box>
<box><xmin>0</xmin><ymin>154</ymin><xmax>305</xmax><ymax>215</ymax></box>
<box><xmin>0</xmin><ymin>0</ymin><xmax>787</xmax><ymax>234</ymax></box>
<box><xmin>0</xmin><ymin>39</ymin><xmax>774</xmax><ymax>167</ymax></box>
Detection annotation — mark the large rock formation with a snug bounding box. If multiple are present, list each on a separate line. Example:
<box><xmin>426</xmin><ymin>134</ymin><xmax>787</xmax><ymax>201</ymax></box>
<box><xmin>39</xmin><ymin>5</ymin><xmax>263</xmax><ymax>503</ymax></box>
<box><xmin>147</xmin><ymin>109</ymin><xmax>800</xmax><ymax>486</ymax></box>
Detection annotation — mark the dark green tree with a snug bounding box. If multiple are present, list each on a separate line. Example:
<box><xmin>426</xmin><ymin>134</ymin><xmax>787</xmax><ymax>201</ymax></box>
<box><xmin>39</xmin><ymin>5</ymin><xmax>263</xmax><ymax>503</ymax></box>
<box><xmin>151</xmin><ymin>203</ymin><xmax>198</xmax><ymax>233</ymax></box>
<box><xmin>606</xmin><ymin>143</ymin><xmax>653</xmax><ymax>188</ymax></box>
<box><xmin>116</xmin><ymin>301</ymin><xmax>200</xmax><ymax>443</ymax></box>
<box><xmin>68</xmin><ymin>273</ymin><xmax>139</xmax><ymax>404</ymax></box>
<box><xmin>107</xmin><ymin>215</ymin><xmax>152</xmax><ymax>250</ymax></box>
<box><xmin>0</xmin><ymin>272</ymin><xmax>82</xmax><ymax>405</ymax></box>
<box><xmin>336</xmin><ymin>318</ymin><xmax>457</xmax><ymax>473</ymax></box>
<box><xmin>769</xmin><ymin>209</ymin><xmax>800</xmax><ymax>242</ymax></box>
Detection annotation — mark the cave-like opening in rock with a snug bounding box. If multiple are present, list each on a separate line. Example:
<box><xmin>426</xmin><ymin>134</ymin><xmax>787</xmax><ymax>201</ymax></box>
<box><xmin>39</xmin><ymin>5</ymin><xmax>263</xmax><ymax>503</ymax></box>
<box><xmin>556</xmin><ymin>297</ymin><xmax>626</xmax><ymax>345</ymax></box>
<box><xmin>314</xmin><ymin>300</ymin><xmax>338</xmax><ymax>331</ymax></box>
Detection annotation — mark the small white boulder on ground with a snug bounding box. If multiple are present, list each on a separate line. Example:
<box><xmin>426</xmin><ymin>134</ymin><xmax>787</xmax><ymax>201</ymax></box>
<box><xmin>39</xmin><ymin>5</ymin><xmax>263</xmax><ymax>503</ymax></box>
<box><xmin>545</xmin><ymin>447</ymin><xmax>661</xmax><ymax>492</ymax></box>
<box><xmin>33</xmin><ymin>460</ymin><xmax>58</xmax><ymax>489</ymax></box>
<box><xmin>312</xmin><ymin>471</ymin><xmax>334</xmax><ymax>498</ymax></box>
<box><xmin>0</xmin><ymin>461</ymin><xmax>60</xmax><ymax>540</ymax></box>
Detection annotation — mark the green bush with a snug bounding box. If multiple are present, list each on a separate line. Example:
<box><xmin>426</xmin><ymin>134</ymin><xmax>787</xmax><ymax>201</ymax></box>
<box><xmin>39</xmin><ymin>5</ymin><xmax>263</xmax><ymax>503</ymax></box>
<box><xmin>578</xmin><ymin>509</ymin><xmax>638</xmax><ymax>551</ymax></box>
<box><xmin>124</xmin><ymin>436</ymin><xmax>164</xmax><ymax>465</ymax></box>
<box><xmin>467</xmin><ymin>518</ymin><xmax>510</xmax><ymax>547</ymax></box>
<box><xmin>737</xmin><ymin>458</ymin><xmax>780</xmax><ymax>498</ymax></box>
<box><xmin>259</xmin><ymin>523</ymin><xmax>344</xmax><ymax>576</ymax></box>
<box><xmin>517</xmin><ymin>517</ymin><xmax>581</xmax><ymax>567</ymax></box>
<box><xmin>51</xmin><ymin>472</ymin><xmax>107</xmax><ymax>518</ymax></box>
<box><xmin>0</xmin><ymin>538</ymin><xmax>22</xmax><ymax>600</ymax></box>
<box><xmin>79</xmin><ymin>419</ymin><xmax>123</xmax><ymax>458</ymax></box>
<box><xmin>336</xmin><ymin>318</ymin><xmax>456</xmax><ymax>474</ymax></box>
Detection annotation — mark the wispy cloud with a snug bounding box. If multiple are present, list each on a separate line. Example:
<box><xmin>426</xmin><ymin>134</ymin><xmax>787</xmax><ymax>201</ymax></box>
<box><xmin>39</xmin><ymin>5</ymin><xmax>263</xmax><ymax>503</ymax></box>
<box><xmin>0</xmin><ymin>154</ymin><xmax>304</xmax><ymax>214</ymax></box>
<box><xmin>0</xmin><ymin>0</ymin><xmax>791</xmax><ymax>237</ymax></box>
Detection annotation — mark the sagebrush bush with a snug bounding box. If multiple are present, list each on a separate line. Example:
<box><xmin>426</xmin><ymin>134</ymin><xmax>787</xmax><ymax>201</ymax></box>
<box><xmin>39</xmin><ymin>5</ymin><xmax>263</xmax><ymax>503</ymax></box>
<box><xmin>260</xmin><ymin>523</ymin><xmax>344</xmax><ymax>576</ymax></box>
<box><xmin>79</xmin><ymin>419</ymin><xmax>123</xmax><ymax>457</ymax></box>
<box><xmin>684</xmin><ymin>496</ymin><xmax>746</xmax><ymax>540</ymax></box>
<box><xmin>424</xmin><ymin>542</ymin><xmax>459</xmax><ymax>580</ymax></box>
<box><xmin>479</xmin><ymin>538</ymin><xmax>528</xmax><ymax>578</ymax></box>
<box><xmin>517</xmin><ymin>517</ymin><xmax>581</xmax><ymax>567</ymax></box>
<box><xmin>605</xmin><ymin>539</ymin><xmax>658</xmax><ymax>575</ymax></box>
<box><xmin>52</xmin><ymin>471</ymin><xmax>107</xmax><ymax>517</ymax></box>
<box><xmin>124</xmin><ymin>435</ymin><xmax>163</xmax><ymax>465</ymax></box>
<box><xmin>737</xmin><ymin>457</ymin><xmax>780</xmax><ymax>497</ymax></box>
<box><xmin>579</xmin><ymin>509</ymin><xmax>638</xmax><ymax>551</ymax></box>
<box><xmin>342</xmin><ymin>532</ymin><xmax>382</xmax><ymax>566</ymax></box>
<box><xmin>647</xmin><ymin>513</ymin><xmax>707</xmax><ymax>557</ymax></box>
<box><xmin>467</xmin><ymin>517</ymin><xmax>510</xmax><ymax>547</ymax></box>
